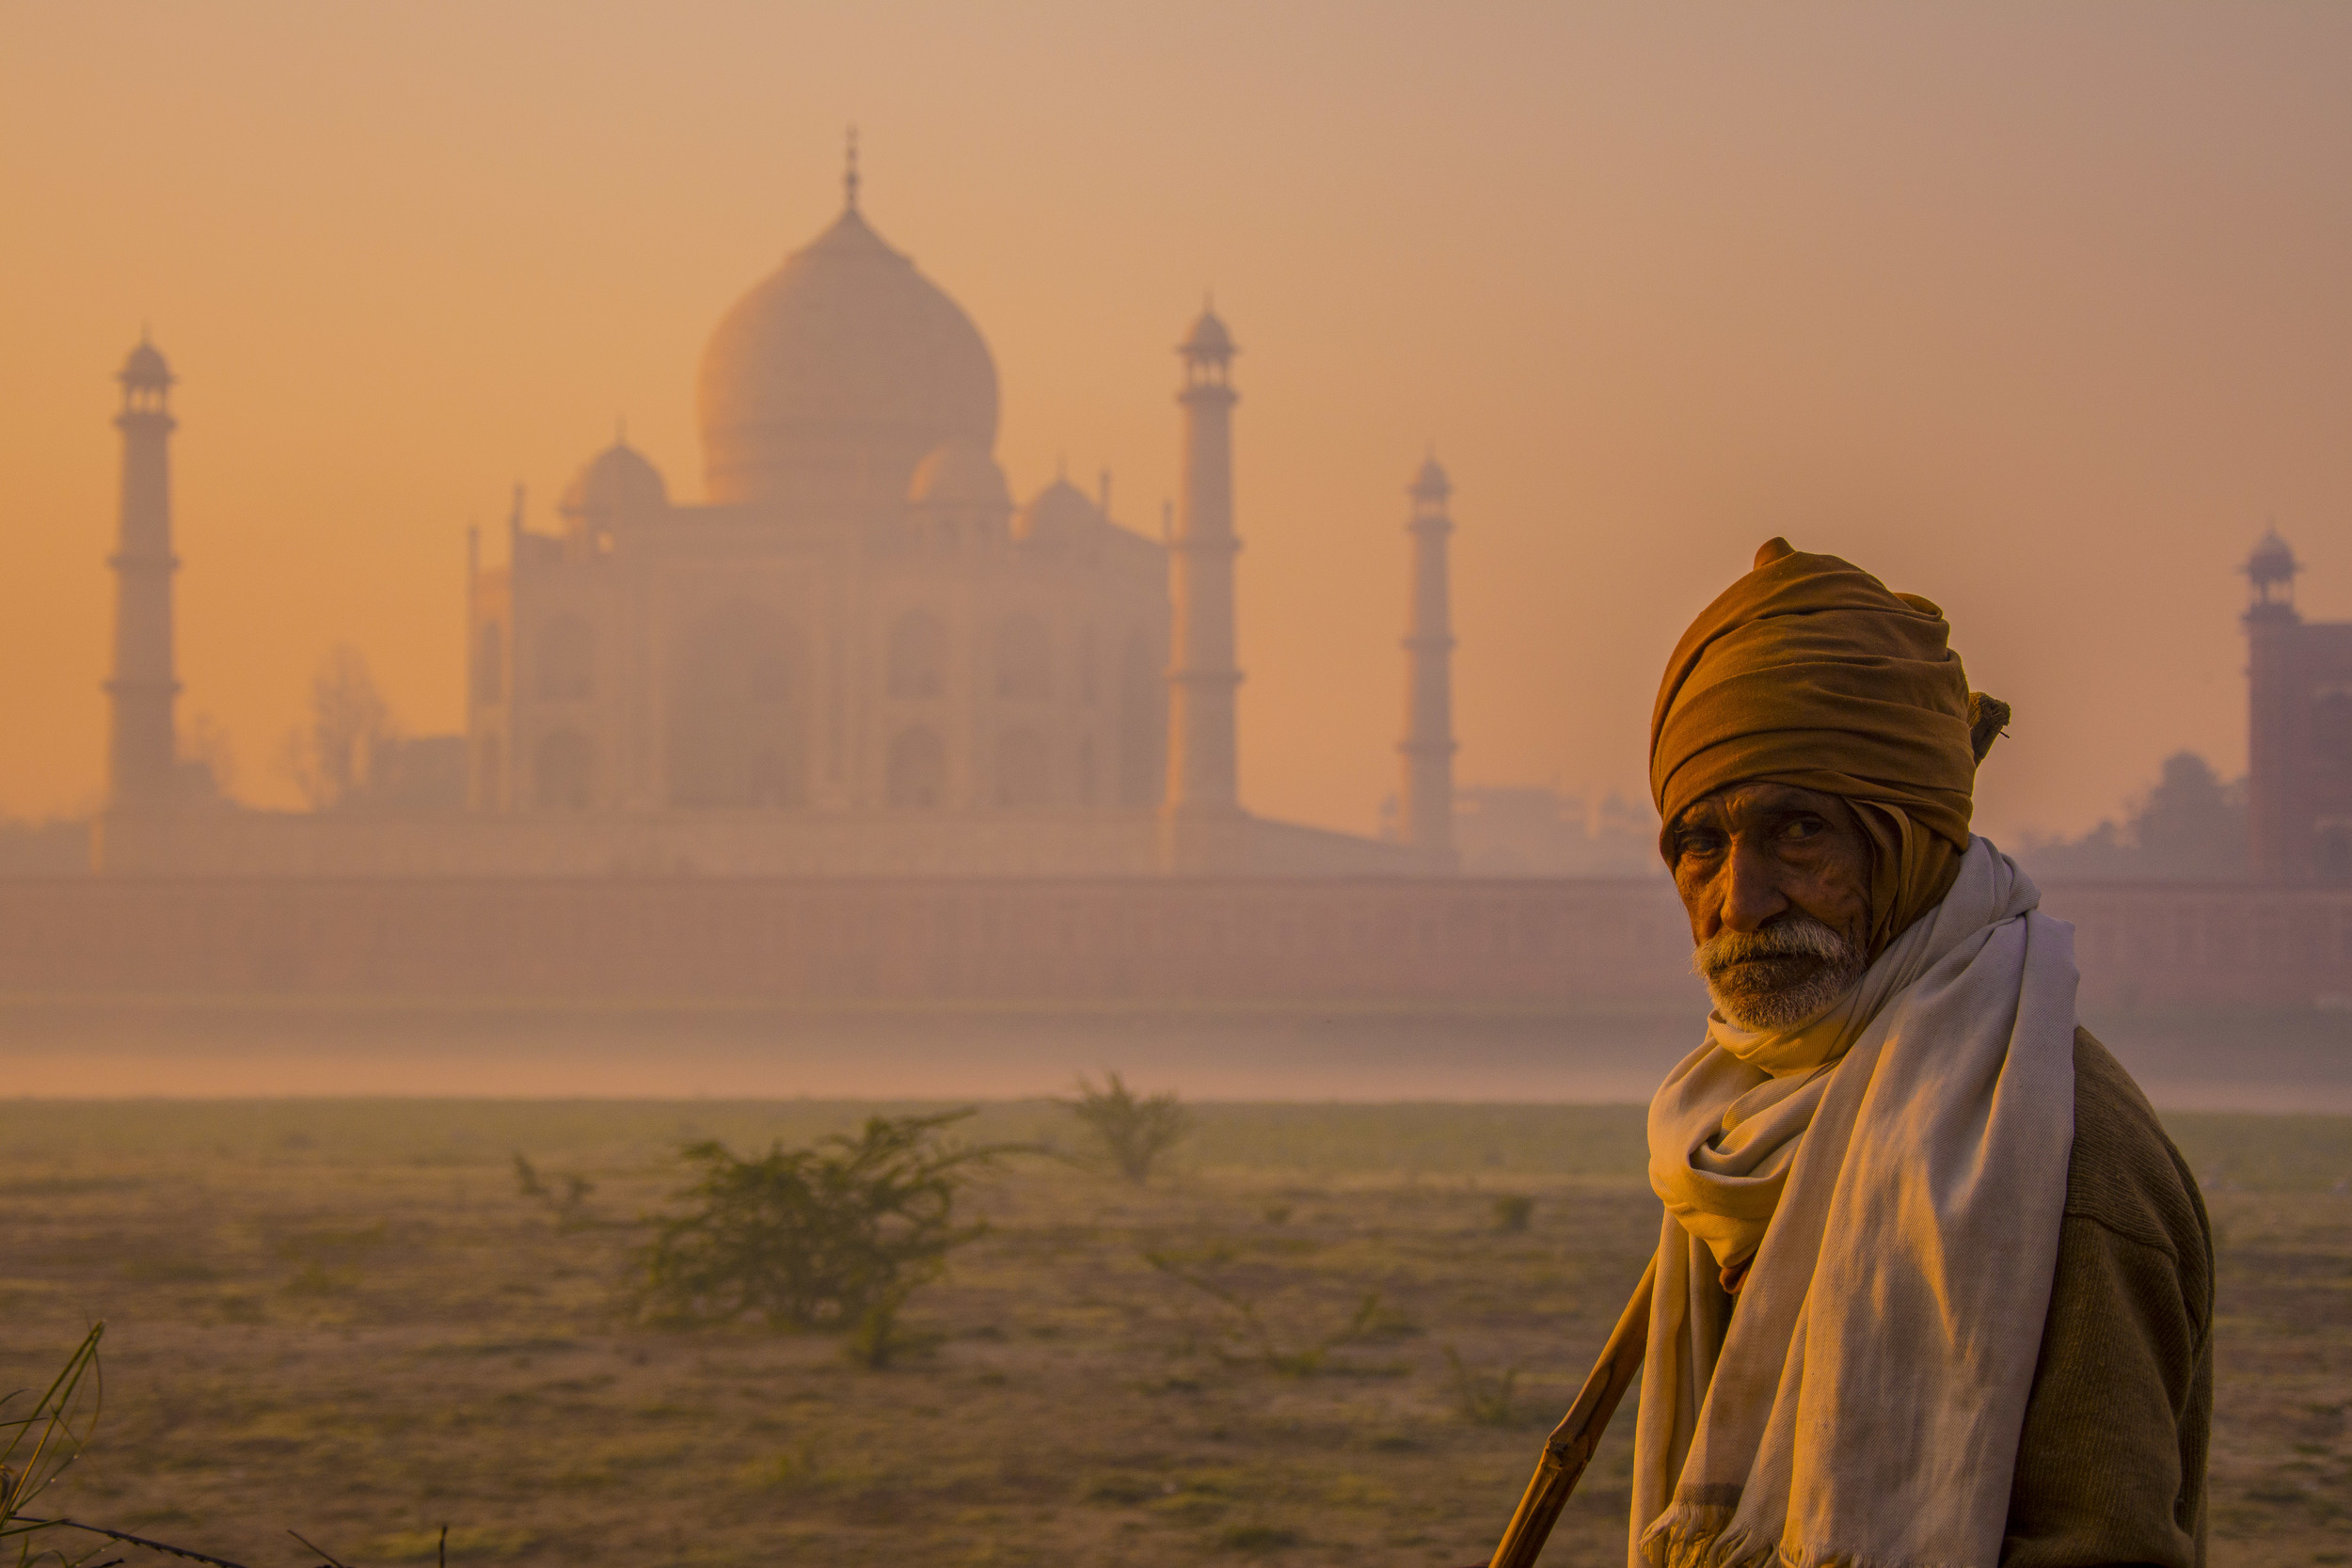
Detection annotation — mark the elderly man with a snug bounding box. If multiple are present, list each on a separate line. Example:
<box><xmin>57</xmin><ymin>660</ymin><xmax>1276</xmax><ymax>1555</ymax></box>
<box><xmin>1631</xmin><ymin>540</ymin><xmax>2211</xmax><ymax>1568</ymax></box>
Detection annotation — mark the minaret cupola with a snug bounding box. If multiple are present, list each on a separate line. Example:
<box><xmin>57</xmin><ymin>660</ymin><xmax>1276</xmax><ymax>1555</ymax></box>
<box><xmin>2245</xmin><ymin>529</ymin><xmax>2300</xmax><ymax>615</ymax></box>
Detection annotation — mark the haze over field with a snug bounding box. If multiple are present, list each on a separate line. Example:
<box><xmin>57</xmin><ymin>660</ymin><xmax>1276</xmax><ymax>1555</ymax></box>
<box><xmin>6</xmin><ymin>4</ymin><xmax>2350</xmax><ymax>843</ymax></box>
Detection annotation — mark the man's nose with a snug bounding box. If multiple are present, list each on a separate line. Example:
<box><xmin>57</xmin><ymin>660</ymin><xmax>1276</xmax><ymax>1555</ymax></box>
<box><xmin>1719</xmin><ymin>841</ymin><xmax>1789</xmax><ymax>932</ymax></box>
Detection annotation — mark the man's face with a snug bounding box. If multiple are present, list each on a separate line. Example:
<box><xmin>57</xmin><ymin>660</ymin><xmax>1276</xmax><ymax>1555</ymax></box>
<box><xmin>1666</xmin><ymin>781</ymin><xmax>1874</xmax><ymax>1031</ymax></box>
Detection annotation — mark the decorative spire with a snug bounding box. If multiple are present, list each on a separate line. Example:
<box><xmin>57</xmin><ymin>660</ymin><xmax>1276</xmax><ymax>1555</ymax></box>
<box><xmin>844</xmin><ymin>124</ymin><xmax>861</xmax><ymax>213</ymax></box>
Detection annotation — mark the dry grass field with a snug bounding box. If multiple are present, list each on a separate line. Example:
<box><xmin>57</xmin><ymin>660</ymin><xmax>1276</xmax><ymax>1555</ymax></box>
<box><xmin>2</xmin><ymin>1099</ymin><xmax>2346</xmax><ymax>1568</ymax></box>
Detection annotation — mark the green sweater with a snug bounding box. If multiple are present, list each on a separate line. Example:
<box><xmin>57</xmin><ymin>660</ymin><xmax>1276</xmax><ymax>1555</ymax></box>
<box><xmin>2001</xmin><ymin>1029</ymin><xmax>2213</xmax><ymax>1568</ymax></box>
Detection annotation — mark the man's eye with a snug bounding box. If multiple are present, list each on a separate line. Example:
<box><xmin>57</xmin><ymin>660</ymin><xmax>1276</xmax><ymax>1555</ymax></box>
<box><xmin>1782</xmin><ymin>817</ymin><xmax>1823</xmax><ymax>841</ymax></box>
<box><xmin>1677</xmin><ymin>832</ymin><xmax>1724</xmax><ymax>858</ymax></box>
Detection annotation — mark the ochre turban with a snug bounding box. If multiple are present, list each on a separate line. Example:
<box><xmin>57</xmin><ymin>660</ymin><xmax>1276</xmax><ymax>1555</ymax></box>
<box><xmin>1650</xmin><ymin>539</ymin><xmax>2002</xmax><ymax>957</ymax></box>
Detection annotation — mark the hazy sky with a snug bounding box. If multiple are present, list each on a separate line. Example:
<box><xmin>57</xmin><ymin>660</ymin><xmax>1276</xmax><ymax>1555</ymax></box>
<box><xmin>5</xmin><ymin>3</ymin><xmax>2348</xmax><ymax>842</ymax></box>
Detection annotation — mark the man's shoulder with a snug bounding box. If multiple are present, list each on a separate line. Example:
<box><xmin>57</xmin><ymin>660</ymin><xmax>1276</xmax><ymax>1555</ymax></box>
<box><xmin>2065</xmin><ymin>1026</ymin><xmax>2210</xmax><ymax>1270</ymax></box>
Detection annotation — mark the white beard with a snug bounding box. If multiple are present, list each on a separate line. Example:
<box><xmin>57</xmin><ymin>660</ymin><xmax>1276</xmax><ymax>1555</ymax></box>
<box><xmin>1693</xmin><ymin>915</ymin><xmax>1868</xmax><ymax>1032</ymax></box>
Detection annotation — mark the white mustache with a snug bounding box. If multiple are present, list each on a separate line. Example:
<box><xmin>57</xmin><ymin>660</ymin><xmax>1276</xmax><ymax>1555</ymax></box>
<box><xmin>1692</xmin><ymin>915</ymin><xmax>1853</xmax><ymax>981</ymax></box>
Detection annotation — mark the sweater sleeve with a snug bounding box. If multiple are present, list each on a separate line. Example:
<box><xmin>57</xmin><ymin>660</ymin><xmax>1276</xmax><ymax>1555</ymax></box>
<box><xmin>2000</xmin><ymin>1029</ymin><xmax>2213</xmax><ymax>1568</ymax></box>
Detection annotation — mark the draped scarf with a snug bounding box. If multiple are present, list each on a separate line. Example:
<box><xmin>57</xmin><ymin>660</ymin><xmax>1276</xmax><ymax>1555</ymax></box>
<box><xmin>1631</xmin><ymin>840</ymin><xmax>2078</xmax><ymax>1568</ymax></box>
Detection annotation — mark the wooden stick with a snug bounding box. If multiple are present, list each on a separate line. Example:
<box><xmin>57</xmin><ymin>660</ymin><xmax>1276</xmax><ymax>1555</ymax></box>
<box><xmin>1480</xmin><ymin>1256</ymin><xmax>1658</xmax><ymax>1568</ymax></box>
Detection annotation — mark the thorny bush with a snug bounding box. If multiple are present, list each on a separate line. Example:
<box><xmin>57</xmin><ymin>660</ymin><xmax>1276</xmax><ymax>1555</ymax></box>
<box><xmin>1143</xmin><ymin>1243</ymin><xmax>1387</xmax><ymax>1376</ymax></box>
<box><xmin>634</xmin><ymin>1111</ymin><xmax>1009</xmax><ymax>1363</ymax></box>
<box><xmin>1064</xmin><ymin>1072</ymin><xmax>1189</xmax><ymax>1185</ymax></box>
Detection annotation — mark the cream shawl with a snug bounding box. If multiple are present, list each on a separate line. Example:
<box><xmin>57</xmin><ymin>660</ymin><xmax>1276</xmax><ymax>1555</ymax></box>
<box><xmin>1632</xmin><ymin>839</ymin><xmax>2078</xmax><ymax>1568</ymax></box>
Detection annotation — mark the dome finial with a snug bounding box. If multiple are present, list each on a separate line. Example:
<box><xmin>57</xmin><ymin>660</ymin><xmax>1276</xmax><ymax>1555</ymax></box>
<box><xmin>843</xmin><ymin>124</ymin><xmax>861</xmax><ymax>213</ymax></box>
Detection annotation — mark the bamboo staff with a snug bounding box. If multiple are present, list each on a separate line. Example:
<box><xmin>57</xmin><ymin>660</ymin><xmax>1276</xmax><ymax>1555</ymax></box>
<box><xmin>1478</xmin><ymin>1256</ymin><xmax>1658</xmax><ymax>1568</ymax></box>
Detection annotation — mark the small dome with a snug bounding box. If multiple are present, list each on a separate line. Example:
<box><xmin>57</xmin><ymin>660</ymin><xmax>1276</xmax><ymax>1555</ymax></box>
<box><xmin>2246</xmin><ymin>530</ymin><xmax>2299</xmax><ymax>587</ymax></box>
<box><xmin>1015</xmin><ymin>478</ymin><xmax>1102</xmax><ymax>544</ymax></box>
<box><xmin>1410</xmin><ymin>457</ymin><xmax>1451</xmax><ymax>499</ymax></box>
<box><xmin>908</xmin><ymin>439</ymin><xmax>1011</xmax><ymax>511</ymax></box>
<box><xmin>119</xmin><ymin>339</ymin><xmax>173</xmax><ymax>387</ymax></box>
<box><xmin>1179</xmin><ymin>308</ymin><xmax>1234</xmax><ymax>361</ymax></box>
<box><xmin>560</xmin><ymin>440</ymin><xmax>669</xmax><ymax>523</ymax></box>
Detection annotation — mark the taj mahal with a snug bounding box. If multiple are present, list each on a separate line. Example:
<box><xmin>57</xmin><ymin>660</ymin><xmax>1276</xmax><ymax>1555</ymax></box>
<box><xmin>94</xmin><ymin>151</ymin><xmax>1460</xmax><ymax>879</ymax></box>
<box><xmin>52</xmin><ymin>152</ymin><xmax>2352</xmax><ymax>1012</ymax></box>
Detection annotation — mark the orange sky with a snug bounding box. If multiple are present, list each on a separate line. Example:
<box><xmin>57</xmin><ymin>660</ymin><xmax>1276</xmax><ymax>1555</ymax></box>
<box><xmin>4</xmin><ymin>3</ymin><xmax>2349</xmax><ymax>844</ymax></box>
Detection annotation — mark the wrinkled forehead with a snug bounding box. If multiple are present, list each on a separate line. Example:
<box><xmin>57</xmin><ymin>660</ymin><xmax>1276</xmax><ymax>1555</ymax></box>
<box><xmin>1668</xmin><ymin>779</ymin><xmax>1860</xmax><ymax>836</ymax></box>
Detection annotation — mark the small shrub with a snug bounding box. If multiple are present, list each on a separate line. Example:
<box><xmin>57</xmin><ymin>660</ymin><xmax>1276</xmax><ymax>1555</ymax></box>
<box><xmin>633</xmin><ymin>1111</ymin><xmax>1006</xmax><ymax>1366</ymax></box>
<box><xmin>1064</xmin><ymin>1072</ymin><xmax>1189</xmax><ymax>1184</ymax></box>
<box><xmin>1143</xmin><ymin>1246</ymin><xmax>1382</xmax><ymax>1375</ymax></box>
<box><xmin>1444</xmin><ymin>1345</ymin><xmax>1519</xmax><ymax>1426</ymax></box>
<box><xmin>1261</xmin><ymin>1203</ymin><xmax>1292</xmax><ymax>1226</ymax></box>
<box><xmin>1491</xmin><ymin>1194</ymin><xmax>1534</xmax><ymax>1233</ymax></box>
<box><xmin>513</xmin><ymin>1154</ymin><xmax>598</xmax><ymax>1229</ymax></box>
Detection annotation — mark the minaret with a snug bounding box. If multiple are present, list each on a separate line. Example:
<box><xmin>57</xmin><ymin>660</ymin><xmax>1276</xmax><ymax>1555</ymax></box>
<box><xmin>2243</xmin><ymin>529</ymin><xmax>2304</xmax><ymax>882</ymax></box>
<box><xmin>1166</xmin><ymin>303</ymin><xmax>1243</xmax><ymax>823</ymax></box>
<box><xmin>105</xmin><ymin>336</ymin><xmax>181</xmax><ymax>811</ymax></box>
<box><xmin>1400</xmin><ymin>457</ymin><xmax>1457</xmax><ymax>865</ymax></box>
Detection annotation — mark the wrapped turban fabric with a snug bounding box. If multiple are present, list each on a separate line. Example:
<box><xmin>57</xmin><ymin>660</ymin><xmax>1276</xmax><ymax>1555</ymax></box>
<box><xmin>1630</xmin><ymin>541</ymin><xmax>2077</xmax><ymax>1568</ymax></box>
<box><xmin>1649</xmin><ymin>536</ymin><xmax>2003</xmax><ymax>957</ymax></box>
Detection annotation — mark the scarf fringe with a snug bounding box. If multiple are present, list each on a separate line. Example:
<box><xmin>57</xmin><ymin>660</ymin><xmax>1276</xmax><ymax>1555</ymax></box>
<box><xmin>1640</xmin><ymin>1506</ymin><xmax>1765</xmax><ymax>1568</ymax></box>
<box><xmin>1641</xmin><ymin>1507</ymin><xmax>1984</xmax><ymax>1568</ymax></box>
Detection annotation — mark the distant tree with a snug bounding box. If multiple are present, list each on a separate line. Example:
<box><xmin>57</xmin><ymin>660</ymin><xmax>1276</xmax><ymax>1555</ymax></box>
<box><xmin>280</xmin><ymin>645</ymin><xmax>400</xmax><ymax>810</ymax></box>
<box><xmin>1064</xmin><ymin>1071</ymin><xmax>1190</xmax><ymax>1185</ymax></box>
<box><xmin>2019</xmin><ymin>750</ymin><xmax>2248</xmax><ymax>882</ymax></box>
<box><xmin>633</xmin><ymin>1111</ymin><xmax>1004</xmax><ymax>1367</ymax></box>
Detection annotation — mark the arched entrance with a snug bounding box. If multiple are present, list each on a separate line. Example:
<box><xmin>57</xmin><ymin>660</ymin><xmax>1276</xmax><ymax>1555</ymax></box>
<box><xmin>887</xmin><ymin>725</ymin><xmax>946</xmax><ymax>808</ymax></box>
<box><xmin>534</xmin><ymin>729</ymin><xmax>595</xmax><ymax>811</ymax></box>
<box><xmin>667</xmin><ymin>603</ymin><xmax>808</xmax><ymax>808</ymax></box>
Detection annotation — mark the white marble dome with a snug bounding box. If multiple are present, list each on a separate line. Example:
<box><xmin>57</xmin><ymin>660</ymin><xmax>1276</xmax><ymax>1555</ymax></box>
<box><xmin>698</xmin><ymin>202</ymin><xmax>999</xmax><ymax>513</ymax></box>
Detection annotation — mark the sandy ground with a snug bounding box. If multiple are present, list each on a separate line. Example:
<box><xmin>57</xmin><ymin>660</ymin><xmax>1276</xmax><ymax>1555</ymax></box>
<box><xmin>0</xmin><ymin>1101</ymin><xmax>2344</xmax><ymax>1568</ymax></box>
